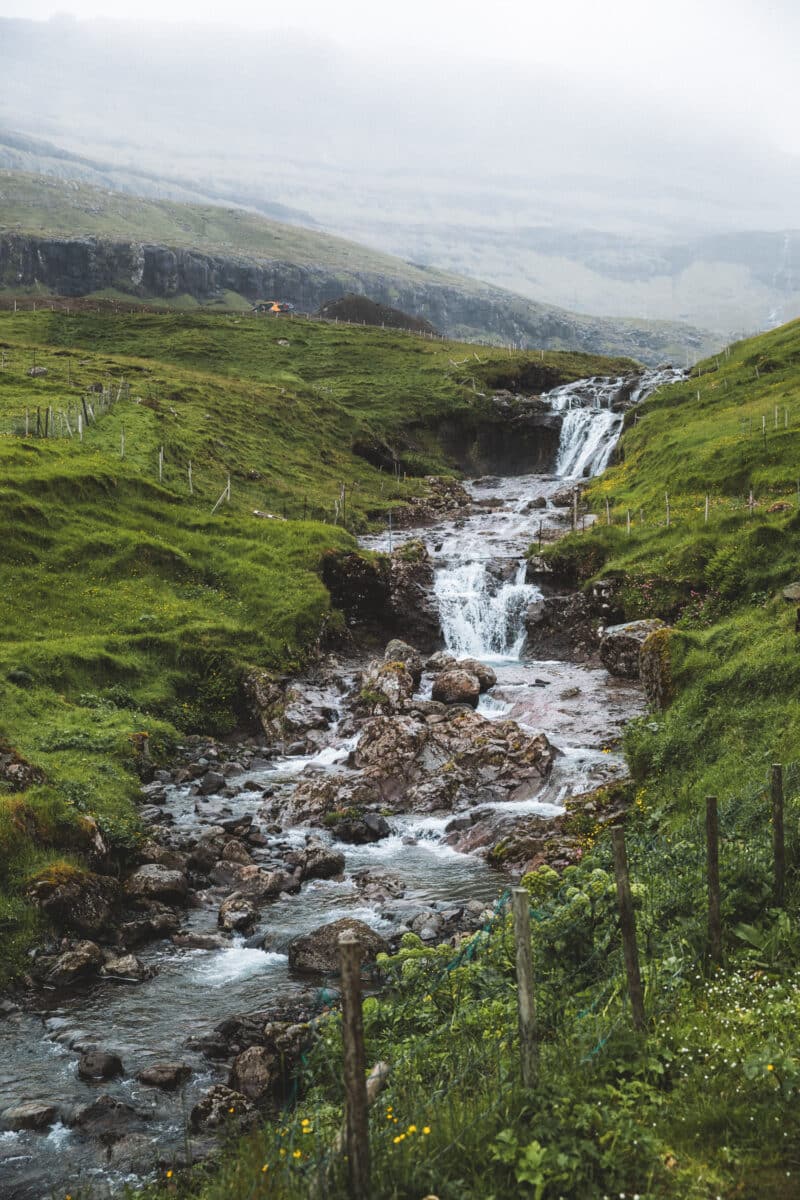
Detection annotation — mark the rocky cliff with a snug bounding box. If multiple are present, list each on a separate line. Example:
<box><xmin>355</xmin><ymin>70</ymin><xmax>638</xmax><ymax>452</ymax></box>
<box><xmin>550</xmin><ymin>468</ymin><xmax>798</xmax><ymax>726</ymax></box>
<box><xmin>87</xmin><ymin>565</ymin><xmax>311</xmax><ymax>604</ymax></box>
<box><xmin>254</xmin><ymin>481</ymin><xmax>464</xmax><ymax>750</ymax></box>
<box><xmin>0</xmin><ymin>233</ymin><xmax>708</xmax><ymax>365</ymax></box>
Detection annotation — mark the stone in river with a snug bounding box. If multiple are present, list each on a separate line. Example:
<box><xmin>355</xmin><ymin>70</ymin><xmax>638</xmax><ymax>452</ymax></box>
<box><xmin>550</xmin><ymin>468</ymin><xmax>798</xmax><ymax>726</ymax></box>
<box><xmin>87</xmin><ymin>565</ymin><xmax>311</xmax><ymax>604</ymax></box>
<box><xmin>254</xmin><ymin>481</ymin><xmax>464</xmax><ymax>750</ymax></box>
<box><xmin>124</xmin><ymin>864</ymin><xmax>189</xmax><ymax>905</ymax></box>
<box><xmin>431</xmin><ymin>669</ymin><xmax>480</xmax><ymax>708</ymax></box>
<box><xmin>78</xmin><ymin>1050</ymin><xmax>124</xmax><ymax>1081</ymax></box>
<box><xmin>137</xmin><ymin>1063</ymin><xmax>192</xmax><ymax>1091</ymax></box>
<box><xmin>1</xmin><ymin>1103</ymin><xmax>58</xmax><ymax>1131</ymax></box>
<box><xmin>288</xmin><ymin>918</ymin><xmax>388</xmax><ymax>974</ymax></box>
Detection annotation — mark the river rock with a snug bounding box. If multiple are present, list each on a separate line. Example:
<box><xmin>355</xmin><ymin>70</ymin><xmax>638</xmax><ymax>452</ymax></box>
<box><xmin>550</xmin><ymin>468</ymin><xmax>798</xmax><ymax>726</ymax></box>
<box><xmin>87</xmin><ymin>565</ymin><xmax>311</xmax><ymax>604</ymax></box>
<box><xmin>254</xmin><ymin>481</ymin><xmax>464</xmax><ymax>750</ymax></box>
<box><xmin>332</xmin><ymin>812</ymin><xmax>391</xmax><ymax>844</ymax></box>
<box><xmin>219</xmin><ymin>892</ymin><xmax>258</xmax><ymax>931</ymax></box>
<box><xmin>199</xmin><ymin>770</ymin><xmax>226</xmax><ymax>795</ymax></box>
<box><xmin>220</xmin><ymin>838</ymin><xmax>252</xmax><ymax>865</ymax></box>
<box><xmin>27</xmin><ymin>871</ymin><xmax>120</xmax><ymax>937</ymax></box>
<box><xmin>101</xmin><ymin>953</ymin><xmax>152</xmax><ymax>981</ymax></box>
<box><xmin>1</xmin><ymin>1103</ymin><xmax>58</xmax><ymax>1131</ymax></box>
<box><xmin>457</xmin><ymin>658</ymin><xmax>497</xmax><ymax>692</ymax></box>
<box><xmin>210</xmin><ymin>863</ymin><xmax>287</xmax><ymax>900</ymax></box>
<box><xmin>431</xmin><ymin>668</ymin><xmax>480</xmax><ymax>708</ymax></box>
<box><xmin>78</xmin><ymin>1050</ymin><xmax>124</xmax><ymax>1081</ymax></box>
<box><xmin>119</xmin><ymin>903</ymin><xmax>181</xmax><ymax>946</ymax></box>
<box><xmin>47</xmin><ymin>940</ymin><xmax>105</xmax><ymax>986</ymax></box>
<box><xmin>137</xmin><ymin>1062</ymin><xmax>192</xmax><ymax>1090</ymax></box>
<box><xmin>286</xmin><ymin>710</ymin><xmax>554</xmax><ymax>822</ymax></box>
<box><xmin>189</xmin><ymin>1085</ymin><xmax>255</xmax><ymax>1132</ymax></box>
<box><xmin>173</xmin><ymin>932</ymin><xmax>229</xmax><ymax>950</ymax></box>
<box><xmin>387</xmin><ymin>540</ymin><xmax>441</xmax><ymax>647</ymax></box>
<box><xmin>357</xmin><ymin>658</ymin><xmax>415</xmax><ymax>714</ymax></box>
<box><xmin>68</xmin><ymin>1094</ymin><xmax>143</xmax><ymax>1141</ymax></box>
<box><xmin>298</xmin><ymin>842</ymin><xmax>345</xmax><ymax>881</ymax></box>
<box><xmin>125</xmin><ymin>864</ymin><xmax>188</xmax><ymax>905</ymax></box>
<box><xmin>139</xmin><ymin>841</ymin><xmax>188</xmax><ymax>872</ymax></box>
<box><xmin>599</xmin><ymin>619</ymin><xmax>665</xmax><ymax>678</ymax></box>
<box><xmin>425</xmin><ymin>650</ymin><xmax>457</xmax><ymax>672</ymax></box>
<box><xmin>228</xmin><ymin>1046</ymin><xmax>276</xmax><ymax>1102</ymax></box>
<box><xmin>288</xmin><ymin>918</ymin><xmax>388</xmax><ymax>974</ymax></box>
<box><xmin>524</xmin><ymin>592</ymin><xmax>602</xmax><ymax>662</ymax></box>
<box><xmin>383</xmin><ymin>639</ymin><xmax>423</xmax><ymax>686</ymax></box>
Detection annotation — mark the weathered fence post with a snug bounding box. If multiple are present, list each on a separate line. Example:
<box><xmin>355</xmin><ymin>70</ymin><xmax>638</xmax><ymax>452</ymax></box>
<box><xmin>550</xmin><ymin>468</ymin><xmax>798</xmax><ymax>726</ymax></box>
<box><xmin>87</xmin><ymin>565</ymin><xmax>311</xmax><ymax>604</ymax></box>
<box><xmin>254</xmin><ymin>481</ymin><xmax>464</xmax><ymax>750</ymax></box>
<box><xmin>188</xmin><ymin>462</ymin><xmax>193</xmax><ymax>495</ymax></box>
<box><xmin>704</xmin><ymin>495</ymin><xmax>709</xmax><ymax>525</ymax></box>
<box><xmin>120</xmin><ymin>426</ymin><xmax>125</xmax><ymax>459</ymax></box>
<box><xmin>158</xmin><ymin>446</ymin><xmax>164</xmax><ymax>483</ymax></box>
<box><xmin>706</xmin><ymin>796</ymin><xmax>722</xmax><ymax>964</ymax></box>
<box><xmin>512</xmin><ymin>888</ymin><xmax>537</xmax><ymax>1087</ymax></box>
<box><xmin>611</xmin><ymin>827</ymin><xmax>646</xmax><ymax>1032</ymax></box>
<box><xmin>338</xmin><ymin>932</ymin><xmax>370</xmax><ymax>1200</ymax></box>
<box><xmin>605</xmin><ymin>496</ymin><xmax>611</xmax><ymax>526</ymax></box>
<box><xmin>665</xmin><ymin>492</ymin><xmax>670</xmax><ymax>528</ymax></box>
<box><xmin>771</xmin><ymin>764</ymin><xmax>785</xmax><ymax>907</ymax></box>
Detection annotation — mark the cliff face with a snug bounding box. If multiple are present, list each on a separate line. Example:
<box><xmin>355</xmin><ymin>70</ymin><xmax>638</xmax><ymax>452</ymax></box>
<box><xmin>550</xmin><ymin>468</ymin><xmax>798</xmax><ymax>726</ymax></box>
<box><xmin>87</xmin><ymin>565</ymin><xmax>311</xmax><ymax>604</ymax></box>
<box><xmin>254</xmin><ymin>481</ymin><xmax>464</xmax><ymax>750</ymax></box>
<box><xmin>0</xmin><ymin>233</ymin><xmax>709</xmax><ymax>364</ymax></box>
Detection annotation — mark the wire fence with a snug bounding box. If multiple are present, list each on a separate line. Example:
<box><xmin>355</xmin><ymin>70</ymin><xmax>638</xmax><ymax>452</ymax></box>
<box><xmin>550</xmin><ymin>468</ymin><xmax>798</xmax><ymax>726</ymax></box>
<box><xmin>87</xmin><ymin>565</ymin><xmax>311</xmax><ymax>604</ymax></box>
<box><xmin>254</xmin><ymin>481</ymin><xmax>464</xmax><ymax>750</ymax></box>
<box><xmin>195</xmin><ymin>761</ymin><xmax>798</xmax><ymax>1198</ymax></box>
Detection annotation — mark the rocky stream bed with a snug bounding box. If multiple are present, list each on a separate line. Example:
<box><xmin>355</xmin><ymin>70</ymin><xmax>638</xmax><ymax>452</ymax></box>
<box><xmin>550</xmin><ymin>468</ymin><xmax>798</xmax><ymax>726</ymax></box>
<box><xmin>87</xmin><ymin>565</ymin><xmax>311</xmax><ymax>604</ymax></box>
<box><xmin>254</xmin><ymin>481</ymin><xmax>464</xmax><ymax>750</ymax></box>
<box><xmin>0</xmin><ymin>367</ymin><xmax>682</xmax><ymax>1199</ymax></box>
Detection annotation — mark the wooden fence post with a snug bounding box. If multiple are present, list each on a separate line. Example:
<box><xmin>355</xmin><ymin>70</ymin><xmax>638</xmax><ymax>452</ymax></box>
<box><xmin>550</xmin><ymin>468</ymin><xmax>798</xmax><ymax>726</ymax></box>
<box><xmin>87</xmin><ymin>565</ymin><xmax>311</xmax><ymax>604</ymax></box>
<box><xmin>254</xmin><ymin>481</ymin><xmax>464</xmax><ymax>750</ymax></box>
<box><xmin>605</xmin><ymin>497</ymin><xmax>611</xmax><ymax>526</ymax></box>
<box><xmin>339</xmin><ymin>932</ymin><xmax>370</xmax><ymax>1200</ymax></box>
<box><xmin>704</xmin><ymin>495</ymin><xmax>709</xmax><ymax>525</ymax></box>
<box><xmin>665</xmin><ymin>492</ymin><xmax>670</xmax><ymax>528</ymax></box>
<box><xmin>512</xmin><ymin>888</ymin><xmax>537</xmax><ymax>1087</ymax></box>
<box><xmin>611</xmin><ymin>827</ymin><xmax>646</xmax><ymax>1032</ymax></box>
<box><xmin>188</xmin><ymin>462</ymin><xmax>193</xmax><ymax>495</ymax></box>
<box><xmin>771</xmin><ymin>764</ymin><xmax>785</xmax><ymax>907</ymax></box>
<box><xmin>706</xmin><ymin>796</ymin><xmax>722</xmax><ymax>964</ymax></box>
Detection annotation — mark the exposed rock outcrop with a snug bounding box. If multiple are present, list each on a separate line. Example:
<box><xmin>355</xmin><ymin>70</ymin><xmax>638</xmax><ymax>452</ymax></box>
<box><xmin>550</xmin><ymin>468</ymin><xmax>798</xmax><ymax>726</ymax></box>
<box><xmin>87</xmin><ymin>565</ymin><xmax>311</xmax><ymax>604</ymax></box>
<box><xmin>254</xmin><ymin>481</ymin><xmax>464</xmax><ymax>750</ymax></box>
<box><xmin>599</xmin><ymin>619</ymin><xmax>665</xmax><ymax>679</ymax></box>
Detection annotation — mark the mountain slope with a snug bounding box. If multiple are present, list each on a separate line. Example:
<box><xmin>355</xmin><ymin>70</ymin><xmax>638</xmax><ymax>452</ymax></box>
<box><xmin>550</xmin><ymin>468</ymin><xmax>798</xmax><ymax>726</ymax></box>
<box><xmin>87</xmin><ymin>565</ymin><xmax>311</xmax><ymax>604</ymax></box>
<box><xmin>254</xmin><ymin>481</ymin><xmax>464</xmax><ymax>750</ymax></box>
<box><xmin>0</xmin><ymin>171</ymin><xmax>716</xmax><ymax>364</ymax></box>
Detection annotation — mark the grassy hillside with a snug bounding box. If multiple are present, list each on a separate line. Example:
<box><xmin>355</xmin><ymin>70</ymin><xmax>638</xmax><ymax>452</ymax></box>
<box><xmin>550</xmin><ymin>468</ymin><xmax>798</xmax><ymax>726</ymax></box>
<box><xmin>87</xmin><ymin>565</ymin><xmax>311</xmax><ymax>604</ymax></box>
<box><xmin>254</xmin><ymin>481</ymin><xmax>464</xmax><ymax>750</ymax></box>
<box><xmin>549</xmin><ymin>316</ymin><xmax>800</xmax><ymax>804</ymax></box>
<box><xmin>0</xmin><ymin>306</ymin><xmax>626</xmax><ymax>976</ymax></box>
<box><xmin>158</xmin><ymin>320</ymin><xmax>800</xmax><ymax>1200</ymax></box>
<box><xmin>0</xmin><ymin>170</ymin><xmax>471</xmax><ymax>284</ymax></box>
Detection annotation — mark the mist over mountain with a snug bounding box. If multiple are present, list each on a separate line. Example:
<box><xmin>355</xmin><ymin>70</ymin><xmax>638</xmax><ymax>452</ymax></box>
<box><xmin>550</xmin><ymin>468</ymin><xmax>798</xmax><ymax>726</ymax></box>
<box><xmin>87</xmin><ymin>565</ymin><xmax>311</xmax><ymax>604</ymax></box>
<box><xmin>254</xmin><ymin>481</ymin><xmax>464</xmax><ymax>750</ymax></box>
<box><xmin>1</xmin><ymin>13</ymin><xmax>798</xmax><ymax>336</ymax></box>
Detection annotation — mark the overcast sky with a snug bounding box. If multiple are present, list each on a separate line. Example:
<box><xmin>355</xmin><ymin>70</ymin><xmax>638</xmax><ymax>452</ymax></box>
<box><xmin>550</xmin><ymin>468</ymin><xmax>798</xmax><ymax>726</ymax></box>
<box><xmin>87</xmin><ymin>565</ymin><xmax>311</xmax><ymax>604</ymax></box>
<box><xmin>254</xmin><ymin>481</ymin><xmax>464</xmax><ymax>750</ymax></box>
<box><xmin>3</xmin><ymin>0</ymin><xmax>798</xmax><ymax>155</ymax></box>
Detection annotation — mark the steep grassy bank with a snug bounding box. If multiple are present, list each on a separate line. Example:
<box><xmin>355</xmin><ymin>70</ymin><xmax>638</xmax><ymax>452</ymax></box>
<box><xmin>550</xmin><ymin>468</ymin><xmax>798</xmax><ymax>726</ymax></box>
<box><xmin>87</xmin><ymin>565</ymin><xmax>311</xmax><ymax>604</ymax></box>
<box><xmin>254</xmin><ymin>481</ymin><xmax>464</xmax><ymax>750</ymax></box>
<box><xmin>157</xmin><ymin>320</ymin><xmax>800</xmax><ymax>1200</ymax></box>
<box><xmin>0</xmin><ymin>306</ymin><xmax>625</xmax><ymax>977</ymax></box>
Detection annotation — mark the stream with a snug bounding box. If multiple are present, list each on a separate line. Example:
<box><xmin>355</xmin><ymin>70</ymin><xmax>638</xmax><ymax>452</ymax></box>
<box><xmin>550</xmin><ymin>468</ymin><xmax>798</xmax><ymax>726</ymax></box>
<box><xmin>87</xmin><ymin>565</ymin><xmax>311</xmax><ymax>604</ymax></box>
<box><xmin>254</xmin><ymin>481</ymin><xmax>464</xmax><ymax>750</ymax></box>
<box><xmin>0</xmin><ymin>366</ymin><xmax>682</xmax><ymax>1199</ymax></box>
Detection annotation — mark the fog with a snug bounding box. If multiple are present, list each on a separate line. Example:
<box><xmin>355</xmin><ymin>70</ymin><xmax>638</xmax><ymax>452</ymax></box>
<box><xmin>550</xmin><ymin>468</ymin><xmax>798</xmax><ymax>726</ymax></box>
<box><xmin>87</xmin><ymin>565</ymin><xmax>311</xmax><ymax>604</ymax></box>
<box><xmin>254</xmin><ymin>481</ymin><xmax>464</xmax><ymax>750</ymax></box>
<box><xmin>0</xmin><ymin>6</ymin><xmax>798</xmax><ymax>333</ymax></box>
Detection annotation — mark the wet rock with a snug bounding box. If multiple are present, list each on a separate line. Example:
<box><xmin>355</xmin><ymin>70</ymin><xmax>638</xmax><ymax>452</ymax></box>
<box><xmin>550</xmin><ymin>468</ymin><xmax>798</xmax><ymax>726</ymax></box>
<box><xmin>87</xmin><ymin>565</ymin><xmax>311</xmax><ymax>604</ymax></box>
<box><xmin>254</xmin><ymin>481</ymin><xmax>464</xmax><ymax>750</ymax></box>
<box><xmin>173</xmin><ymin>932</ymin><xmax>229</xmax><ymax>950</ymax></box>
<box><xmin>457</xmin><ymin>658</ymin><xmax>497</xmax><ymax>692</ymax></box>
<box><xmin>27</xmin><ymin>871</ymin><xmax>120</xmax><ymax>938</ymax></box>
<box><xmin>299</xmin><ymin>842</ymin><xmax>345</xmax><ymax>882</ymax></box>
<box><xmin>357</xmin><ymin>658</ymin><xmax>415</xmax><ymax>715</ymax></box>
<box><xmin>383</xmin><ymin>639</ymin><xmax>423</xmax><ymax>686</ymax></box>
<box><xmin>524</xmin><ymin>592</ymin><xmax>601</xmax><ymax>662</ymax></box>
<box><xmin>220</xmin><ymin>838</ymin><xmax>252</xmax><ymax>865</ymax></box>
<box><xmin>431</xmin><ymin>668</ymin><xmax>480</xmax><ymax>708</ymax></box>
<box><xmin>47</xmin><ymin>940</ymin><xmax>104</xmax><ymax>986</ymax></box>
<box><xmin>199</xmin><ymin>770</ymin><xmax>226</xmax><ymax>795</ymax></box>
<box><xmin>352</xmin><ymin>868</ymin><xmax>405</xmax><ymax>901</ymax></box>
<box><xmin>219</xmin><ymin>892</ymin><xmax>258</xmax><ymax>932</ymax></box>
<box><xmin>68</xmin><ymin>1094</ymin><xmax>143</xmax><ymax>1142</ymax></box>
<box><xmin>228</xmin><ymin>1046</ymin><xmax>276</xmax><ymax>1102</ymax></box>
<box><xmin>101</xmin><ymin>953</ymin><xmax>152</xmax><ymax>981</ymax></box>
<box><xmin>139</xmin><ymin>842</ymin><xmax>188</xmax><ymax>872</ymax></box>
<box><xmin>120</xmin><ymin>904</ymin><xmax>181</xmax><ymax>946</ymax></box>
<box><xmin>189</xmin><ymin>1085</ymin><xmax>255</xmax><ymax>1133</ymax></box>
<box><xmin>210</xmin><ymin>863</ymin><xmax>287</xmax><ymax>900</ymax></box>
<box><xmin>220</xmin><ymin>814</ymin><xmax>254</xmax><ymax>835</ymax></box>
<box><xmin>599</xmin><ymin>619</ymin><xmax>665</xmax><ymax>679</ymax></box>
<box><xmin>425</xmin><ymin>650</ymin><xmax>457</xmax><ymax>672</ymax></box>
<box><xmin>125</xmin><ymin>864</ymin><xmax>189</xmax><ymax>905</ymax></box>
<box><xmin>332</xmin><ymin>812</ymin><xmax>391</xmax><ymax>844</ymax></box>
<box><xmin>222</xmin><ymin>760</ymin><xmax>245</xmax><ymax>777</ymax></box>
<box><xmin>1</xmin><ymin>1103</ymin><xmax>58</xmax><ymax>1131</ymax></box>
<box><xmin>78</xmin><ymin>1050</ymin><xmax>124</xmax><ymax>1081</ymax></box>
<box><xmin>137</xmin><ymin>1062</ymin><xmax>192</xmax><ymax>1090</ymax></box>
<box><xmin>288</xmin><ymin>918</ymin><xmax>389</xmax><ymax>974</ymax></box>
<box><xmin>387</xmin><ymin>539</ymin><xmax>441</xmax><ymax>647</ymax></box>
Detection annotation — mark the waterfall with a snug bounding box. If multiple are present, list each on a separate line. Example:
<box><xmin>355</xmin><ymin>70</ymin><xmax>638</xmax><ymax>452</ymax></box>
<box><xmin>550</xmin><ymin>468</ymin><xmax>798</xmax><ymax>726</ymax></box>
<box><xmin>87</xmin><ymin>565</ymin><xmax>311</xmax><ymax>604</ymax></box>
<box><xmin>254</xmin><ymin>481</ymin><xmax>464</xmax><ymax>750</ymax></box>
<box><xmin>549</xmin><ymin>367</ymin><xmax>686</xmax><ymax>480</ymax></box>
<box><xmin>434</xmin><ymin>559</ymin><xmax>540</xmax><ymax>659</ymax></box>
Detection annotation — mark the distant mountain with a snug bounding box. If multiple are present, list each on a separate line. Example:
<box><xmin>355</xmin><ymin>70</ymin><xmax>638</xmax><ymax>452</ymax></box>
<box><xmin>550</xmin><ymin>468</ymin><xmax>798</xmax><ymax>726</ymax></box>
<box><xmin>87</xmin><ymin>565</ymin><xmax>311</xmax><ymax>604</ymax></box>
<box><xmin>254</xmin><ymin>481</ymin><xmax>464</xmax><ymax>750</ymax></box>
<box><xmin>0</xmin><ymin>170</ymin><xmax>715</xmax><ymax>365</ymax></box>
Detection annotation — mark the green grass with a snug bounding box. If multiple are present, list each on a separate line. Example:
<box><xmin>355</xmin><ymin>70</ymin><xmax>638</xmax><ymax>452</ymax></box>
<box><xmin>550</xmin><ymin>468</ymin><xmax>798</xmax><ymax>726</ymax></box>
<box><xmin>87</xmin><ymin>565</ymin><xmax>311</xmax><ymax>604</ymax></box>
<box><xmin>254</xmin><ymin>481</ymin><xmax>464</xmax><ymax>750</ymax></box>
<box><xmin>0</xmin><ymin>305</ymin><xmax>625</xmax><ymax>977</ymax></box>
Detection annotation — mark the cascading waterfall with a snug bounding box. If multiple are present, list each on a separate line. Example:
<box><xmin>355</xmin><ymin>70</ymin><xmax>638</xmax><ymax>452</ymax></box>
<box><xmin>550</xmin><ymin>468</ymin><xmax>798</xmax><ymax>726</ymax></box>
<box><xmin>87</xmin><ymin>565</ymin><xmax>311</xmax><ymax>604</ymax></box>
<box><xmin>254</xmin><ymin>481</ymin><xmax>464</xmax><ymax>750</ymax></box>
<box><xmin>550</xmin><ymin>366</ymin><xmax>686</xmax><ymax>479</ymax></box>
<box><xmin>435</xmin><ymin>559</ymin><xmax>540</xmax><ymax>659</ymax></box>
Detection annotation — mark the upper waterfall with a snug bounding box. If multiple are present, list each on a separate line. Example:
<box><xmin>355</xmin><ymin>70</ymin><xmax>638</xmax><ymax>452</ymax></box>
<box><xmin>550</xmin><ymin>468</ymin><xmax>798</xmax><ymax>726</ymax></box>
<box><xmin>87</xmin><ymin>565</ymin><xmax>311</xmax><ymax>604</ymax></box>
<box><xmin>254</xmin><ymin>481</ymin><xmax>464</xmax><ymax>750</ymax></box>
<box><xmin>549</xmin><ymin>367</ymin><xmax>686</xmax><ymax>479</ymax></box>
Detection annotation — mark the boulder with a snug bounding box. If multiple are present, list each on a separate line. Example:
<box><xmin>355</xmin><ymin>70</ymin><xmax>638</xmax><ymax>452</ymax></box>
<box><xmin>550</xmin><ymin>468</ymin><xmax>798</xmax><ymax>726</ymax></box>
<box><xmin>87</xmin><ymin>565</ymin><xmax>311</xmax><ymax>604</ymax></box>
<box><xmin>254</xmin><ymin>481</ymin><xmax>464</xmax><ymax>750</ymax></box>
<box><xmin>332</xmin><ymin>812</ymin><xmax>391</xmax><ymax>844</ymax></box>
<box><xmin>199</xmin><ymin>770</ymin><xmax>226</xmax><ymax>795</ymax></box>
<box><xmin>210</xmin><ymin>864</ymin><xmax>287</xmax><ymax>900</ymax></box>
<box><xmin>299</xmin><ymin>842</ymin><xmax>345</xmax><ymax>882</ymax></box>
<box><xmin>431</xmin><ymin>669</ymin><xmax>480</xmax><ymax>708</ymax></box>
<box><xmin>383</xmin><ymin>639</ymin><xmax>423</xmax><ymax>687</ymax></box>
<box><xmin>288</xmin><ymin>918</ymin><xmax>389</xmax><ymax>974</ymax></box>
<box><xmin>189</xmin><ymin>1084</ymin><xmax>255</xmax><ymax>1133</ymax></box>
<box><xmin>136</xmin><ymin>1062</ymin><xmax>192</xmax><ymax>1090</ymax></box>
<box><xmin>101</xmin><ymin>953</ymin><xmax>152</xmax><ymax>981</ymax></box>
<box><xmin>67</xmin><ymin>1094</ymin><xmax>143</xmax><ymax>1142</ymax></box>
<box><xmin>125</xmin><ymin>864</ymin><xmax>188</xmax><ymax>905</ymax></box>
<box><xmin>1</xmin><ymin>1103</ymin><xmax>58</xmax><ymax>1131</ymax></box>
<box><xmin>27</xmin><ymin>870</ymin><xmax>120</xmax><ymax>938</ymax></box>
<box><xmin>219</xmin><ymin>892</ymin><xmax>257</xmax><ymax>932</ymax></box>
<box><xmin>47</xmin><ymin>940</ymin><xmax>104</xmax><ymax>986</ymax></box>
<box><xmin>639</xmin><ymin>625</ymin><xmax>674</xmax><ymax>710</ymax></box>
<box><xmin>425</xmin><ymin>650</ymin><xmax>457</xmax><ymax>672</ymax></box>
<box><xmin>172</xmin><ymin>932</ymin><xmax>229</xmax><ymax>950</ymax></box>
<box><xmin>599</xmin><ymin>619</ymin><xmax>665</xmax><ymax>679</ymax></box>
<box><xmin>119</xmin><ymin>904</ymin><xmax>181</xmax><ymax>946</ymax></box>
<box><xmin>457</xmin><ymin>658</ymin><xmax>497</xmax><ymax>693</ymax></box>
<box><xmin>357</xmin><ymin>658</ymin><xmax>415</xmax><ymax>714</ymax></box>
<box><xmin>220</xmin><ymin>838</ymin><xmax>252</xmax><ymax>865</ymax></box>
<box><xmin>387</xmin><ymin>540</ymin><xmax>441</xmax><ymax>647</ymax></box>
<box><xmin>228</xmin><ymin>1046</ymin><xmax>276</xmax><ymax>1102</ymax></box>
<box><xmin>78</xmin><ymin>1050</ymin><xmax>124</xmax><ymax>1081</ymax></box>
